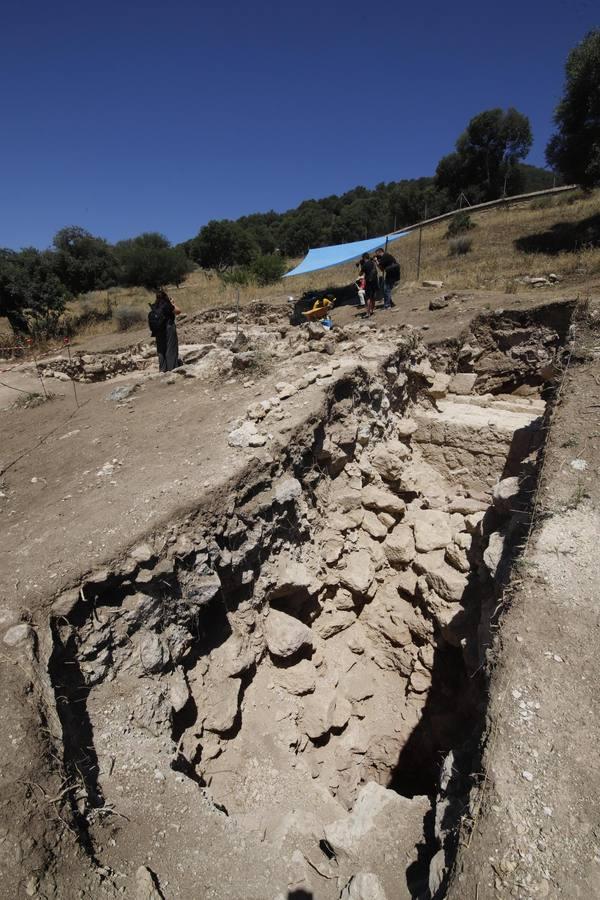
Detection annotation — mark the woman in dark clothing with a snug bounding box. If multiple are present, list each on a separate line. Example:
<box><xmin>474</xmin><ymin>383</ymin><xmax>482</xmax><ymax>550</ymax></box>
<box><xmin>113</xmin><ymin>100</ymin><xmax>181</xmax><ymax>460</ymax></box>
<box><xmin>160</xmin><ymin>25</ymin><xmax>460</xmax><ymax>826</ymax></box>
<box><xmin>150</xmin><ymin>289</ymin><xmax>181</xmax><ymax>372</ymax></box>
<box><xmin>358</xmin><ymin>252</ymin><xmax>379</xmax><ymax>317</ymax></box>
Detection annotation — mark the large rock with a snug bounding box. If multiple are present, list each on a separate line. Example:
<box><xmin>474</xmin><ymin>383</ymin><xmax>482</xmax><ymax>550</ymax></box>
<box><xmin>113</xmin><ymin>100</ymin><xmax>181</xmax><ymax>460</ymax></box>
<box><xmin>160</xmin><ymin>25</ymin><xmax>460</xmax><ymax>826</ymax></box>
<box><xmin>210</xmin><ymin>632</ymin><xmax>255</xmax><ymax>676</ymax></box>
<box><xmin>339</xmin><ymin>550</ymin><xmax>375</xmax><ymax>597</ymax></box>
<box><xmin>425</xmin><ymin>561</ymin><xmax>468</xmax><ymax>602</ymax></box>
<box><xmin>448</xmin><ymin>372</ymin><xmax>477</xmax><ymax>395</ymax></box>
<box><xmin>136</xmin><ymin>865</ymin><xmax>164</xmax><ymax>900</ymax></box>
<box><xmin>413</xmin><ymin>509</ymin><xmax>452</xmax><ymax>552</ymax></box>
<box><xmin>340</xmin><ymin>873</ymin><xmax>387</xmax><ymax>900</ymax></box>
<box><xmin>269</xmin><ymin>559</ymin><xmax>318</xmax><ymax>600</ymax></box>
<box><xmin>428</xmin><ymin>373</ymin><xmax>451</xmax><ymax>399</ymax></box>
<box><xmin>228</xmin><ymin>420</ymin><xmax>267</xmax><ymax>448</ymax></box>
<box><xmin>361</xmin><ymin>486</ymin><xmax>405</xmax><ymax>517</ymax></box>
<box><xmin>139</xmin><ymin>631</ymin><xmax>170</xmax><ymax>674</ymax></box>
<box><xmin>202</xmin><ymin>677</ymin><xmax>241</xmax><ymax>733</ymax></box>
<box><xmin>265</xmin><ymin>609</ymin><xmax>313</xmax><ymax>658</ymax></box>
<box><xmin>302</xmin><ymin>690</ymin><xmax>336</xmax><ymax>740</ymax></box>
<box><xmin>315</xmin><ymin>608</ymin><xmax>356</xmax><ymax>639</ymax></box>
<box><xmin>492</xmin><ymin>476</ymin><xmax>520</xmax><ymax>511</ymax></box>
<box><xmin>274</xmin><ymin>659</ymin><xmax>316</xmax><ymax>695</ymax></box>
<box><xmin>383</xmin><ymin>524</ymin><xmax>416</xmax><ymax>568</ymax></box>
<box><xmin>445</xmin><ymin>541</ymin><xmax>470</xmax><ymax>574</ymax></box>
<box><xmin>169</xmin><ymin>667</ymin><xmax>190</xmax><ymax>712</ymax></box>
<box><xmin>397</xmin><ymin>417</ymin><xmax>418</xmax><ymax>439</ymax></box>
<box><xmin>483</xmin><ymin>530</ymin><xmax>507</xmax><ymax>578</ymax></box>
<box><xmin>324</xmin><ymin>782</ymin><xmax>426</xmax><ymax>857</ymax></box>
<box><xmin>362</xmin><ymin>510</ymin><xmax>388</xmax><ymax>541</ymax></box>
<box><xmin>370</xmin><ymin>441</ymin><xmax>411</xmax><ymax>482</ymax></box>
<box><xmin>3</xmin><ymin>623</ymin><xmax>35</xmax><ymax>648</ymax></box>
<box><xmin>398</xmin><ymin>459</ymin><xmax>449</xmax><ymax>507</ymax></box>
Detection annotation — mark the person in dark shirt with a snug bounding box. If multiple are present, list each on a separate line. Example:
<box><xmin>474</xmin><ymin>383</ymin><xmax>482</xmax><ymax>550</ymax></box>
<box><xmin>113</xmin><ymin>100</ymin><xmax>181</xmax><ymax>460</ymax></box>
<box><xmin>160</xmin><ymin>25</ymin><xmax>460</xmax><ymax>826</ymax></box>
<box><xmin>358</xmin><ymin>253</ymin><xmax>379</xmax><ymax>317</ymax></box>
<box><xmin>151</xmin><ymin>289</ymin><xmax>181</xmax><ymax>372</ymax></box>
<box><xmin>374</xmin><ymin>248</ymin><xmax>401</xmax><ymax>310</ymax></box>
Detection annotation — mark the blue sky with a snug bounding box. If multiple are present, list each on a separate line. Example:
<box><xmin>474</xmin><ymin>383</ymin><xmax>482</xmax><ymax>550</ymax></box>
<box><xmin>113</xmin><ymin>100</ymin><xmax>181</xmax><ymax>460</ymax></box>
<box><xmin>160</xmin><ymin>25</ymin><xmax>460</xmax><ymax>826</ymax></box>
<box><xmin>1</xmin><ymin>0</ymin><xmax>597</xmax><ymax>250</ymax></box>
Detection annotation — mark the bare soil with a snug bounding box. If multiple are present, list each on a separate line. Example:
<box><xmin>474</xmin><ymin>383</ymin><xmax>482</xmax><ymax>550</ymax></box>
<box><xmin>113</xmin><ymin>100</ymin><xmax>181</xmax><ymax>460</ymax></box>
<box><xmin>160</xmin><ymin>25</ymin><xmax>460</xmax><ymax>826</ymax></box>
<box><xmin>1</xmin><ymin>282</ymin><xmax>599</xmax><ymax>900</ymax></box>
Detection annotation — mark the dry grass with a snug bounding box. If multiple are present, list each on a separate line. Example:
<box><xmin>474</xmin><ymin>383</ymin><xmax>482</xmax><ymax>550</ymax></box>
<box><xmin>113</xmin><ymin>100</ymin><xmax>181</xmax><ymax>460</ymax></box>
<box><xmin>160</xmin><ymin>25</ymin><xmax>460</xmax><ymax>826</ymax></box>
<box><xmin>65</xmin><ymin>189</ymin><xmax>600</xmax><ymax>339</ymax></box>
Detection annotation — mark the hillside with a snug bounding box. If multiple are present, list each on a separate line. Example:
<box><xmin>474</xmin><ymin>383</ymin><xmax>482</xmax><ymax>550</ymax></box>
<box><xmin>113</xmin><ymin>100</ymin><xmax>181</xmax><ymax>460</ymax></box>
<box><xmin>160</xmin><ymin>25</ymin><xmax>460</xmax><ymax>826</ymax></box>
<box><xmin>66</xmin><ymin>187</ymin><xmax>600</xmax><ymax>343</ymax></box>
<box><xmin>184</xmin><ymin>163</ymin><xmax>556</xmax><ymax>260</ymax></box>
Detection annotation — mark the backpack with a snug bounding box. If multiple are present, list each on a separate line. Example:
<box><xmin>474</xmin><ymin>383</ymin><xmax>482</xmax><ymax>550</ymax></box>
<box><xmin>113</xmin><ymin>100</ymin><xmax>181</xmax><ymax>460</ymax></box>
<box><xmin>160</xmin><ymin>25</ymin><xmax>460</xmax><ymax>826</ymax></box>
<box><xmin>148</xmin><ymin>302</ymin><xmax>168</xmax><ymax>336</ymax></box>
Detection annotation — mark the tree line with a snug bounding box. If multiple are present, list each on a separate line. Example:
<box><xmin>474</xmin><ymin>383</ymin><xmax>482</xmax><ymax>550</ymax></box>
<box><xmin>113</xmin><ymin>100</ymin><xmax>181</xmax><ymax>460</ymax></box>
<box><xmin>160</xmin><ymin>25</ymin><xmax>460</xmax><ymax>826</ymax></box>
<box><xmin>0</xmin><ymin>229</ymin><xmax>192</xmax><ymax>335</ymax></box>
<box><xmin>1</xmin><ymin>29</ymin><xmax>598</xmax><ymax>336</ymax></box>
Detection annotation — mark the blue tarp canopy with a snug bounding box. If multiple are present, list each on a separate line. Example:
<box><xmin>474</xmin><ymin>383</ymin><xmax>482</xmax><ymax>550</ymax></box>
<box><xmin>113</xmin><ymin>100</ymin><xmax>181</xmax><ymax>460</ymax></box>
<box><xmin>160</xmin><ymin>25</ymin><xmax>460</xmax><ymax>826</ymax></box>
<box><xmin>283</xmin><ymin>231</ymin><xmax>408</xmax><ymax>278</ymax></box>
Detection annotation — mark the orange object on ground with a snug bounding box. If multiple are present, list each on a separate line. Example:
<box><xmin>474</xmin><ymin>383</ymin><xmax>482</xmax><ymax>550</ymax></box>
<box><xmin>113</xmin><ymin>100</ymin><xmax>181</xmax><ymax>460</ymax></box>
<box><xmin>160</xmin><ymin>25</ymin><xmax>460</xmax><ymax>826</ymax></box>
<box><xmin>302</xmin><ymin>297</ymin><xmax>334</xmax><ymax>321</ymax></box>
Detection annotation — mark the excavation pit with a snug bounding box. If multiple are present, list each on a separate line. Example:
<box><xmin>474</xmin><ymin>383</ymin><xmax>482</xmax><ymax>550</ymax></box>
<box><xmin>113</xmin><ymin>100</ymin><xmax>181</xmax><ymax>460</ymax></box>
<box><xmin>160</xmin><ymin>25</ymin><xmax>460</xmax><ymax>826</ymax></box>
<box><xmin>45</xmin><ymin>304</ymin><xmax>573</xmax><ymax>899</ymax></box>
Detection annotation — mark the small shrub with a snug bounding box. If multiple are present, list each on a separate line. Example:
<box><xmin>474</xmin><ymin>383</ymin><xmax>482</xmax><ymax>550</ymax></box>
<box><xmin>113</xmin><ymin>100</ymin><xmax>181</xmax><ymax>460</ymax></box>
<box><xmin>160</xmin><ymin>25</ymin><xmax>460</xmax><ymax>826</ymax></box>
<box><xmin>448</xmin><ymin>237</ymin><xmax>473</xmax><ymax>257</ymax></box>
<box><xmin>556</xmin><ymin>189</ymin><xmax>589</xmax><ymax>206</ymax></box>
<box><xmin>250</xmin><ymin>254</ymin><xmax>287</xmax><ymax>286</ymax></box>
<box><xmin>505</xmin><ymin>279</ymin><xmax>518</xmax><ymax>294</ymax></box>
<box><xmin>221</xmin><ymin>267</ymin><xmax>251</xmax><ymax>286</ymax></box>
<box><xmin>113</xmin><ymin>305</ymin><xmax>145</xmax><ymax>331</ymax></box>
<box><xmin>446</xmin><ymin>211</ymin><xmax>474</xmax><ymax>238</ymax></box>
<box><xmin>531</xmin><ymin>197</ymin><xmax>553</xmax><ymax>210</ymax></box>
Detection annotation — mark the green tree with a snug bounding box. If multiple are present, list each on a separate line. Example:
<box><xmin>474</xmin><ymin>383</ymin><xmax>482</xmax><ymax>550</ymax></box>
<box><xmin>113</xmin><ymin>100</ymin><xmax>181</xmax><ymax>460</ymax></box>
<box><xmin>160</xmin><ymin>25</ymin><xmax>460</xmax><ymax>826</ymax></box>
<box><xmin>250</xmin><ymin>254</ymin><xmax>287</xmax><ymax>285</ymax></box>
<box><xmin>0</xmin><ymin>248</ymin><xmax>70</xmax><ymax>334</ymax></box>
<box><xmin>52</xmin><ymin>225</ymin><xmax>118</xmax><ymax>294</ymax></box>
<box><xmin>437</xmin><ymin>108</ymin><xmax>532</xmax><ymax>200</ymax></box>
<box><xmin>190</xmin><ymin>220</ymin><xmax>259</xmax><ymax>270</ymax></box>
<box><xmin>546</xmin><ymin>29</ymin><xmax>600</xmax><ymax>188</ymax></box>
<box><xmin>115</xmin><ymin>233</ymin><xmax>192</xmax><ymax>290</ymax></box>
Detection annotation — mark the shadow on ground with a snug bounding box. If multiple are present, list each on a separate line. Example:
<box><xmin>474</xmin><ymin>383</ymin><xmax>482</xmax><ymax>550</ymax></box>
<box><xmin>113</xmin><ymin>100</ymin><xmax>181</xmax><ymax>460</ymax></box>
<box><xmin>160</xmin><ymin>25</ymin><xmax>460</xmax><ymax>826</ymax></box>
<box><xmin>514</xmin><ymin>212</ymin><xmax>600</xmax><ymax>255</ymax></box>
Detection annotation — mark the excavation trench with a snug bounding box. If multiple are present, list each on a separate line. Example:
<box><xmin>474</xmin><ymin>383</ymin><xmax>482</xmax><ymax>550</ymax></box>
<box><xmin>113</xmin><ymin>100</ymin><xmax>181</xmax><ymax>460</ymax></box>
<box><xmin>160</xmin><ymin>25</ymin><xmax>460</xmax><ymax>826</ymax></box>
<box><xmin>45</xmin><ymin>303</ymin><xmax>574</xmax><ymax>899</ymax></box>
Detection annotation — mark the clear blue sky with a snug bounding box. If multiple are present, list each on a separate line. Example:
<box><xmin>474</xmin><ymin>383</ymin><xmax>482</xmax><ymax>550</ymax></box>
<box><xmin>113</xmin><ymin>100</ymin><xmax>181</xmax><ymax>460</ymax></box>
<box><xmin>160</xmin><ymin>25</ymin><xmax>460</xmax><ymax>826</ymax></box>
<box><xmin>1</xmin><ymin>0</ymin><xmax>597</xmax><ymax>250</ymax></box>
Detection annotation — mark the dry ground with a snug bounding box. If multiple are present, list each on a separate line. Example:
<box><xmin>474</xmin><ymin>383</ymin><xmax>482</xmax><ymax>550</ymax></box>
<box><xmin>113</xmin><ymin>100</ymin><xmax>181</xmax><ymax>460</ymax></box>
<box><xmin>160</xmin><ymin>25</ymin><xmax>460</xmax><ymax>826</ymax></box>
<box><xmin>1</xmin><ymin>195</ymin><xmax>600</xmax><ymax>899</ymax></box>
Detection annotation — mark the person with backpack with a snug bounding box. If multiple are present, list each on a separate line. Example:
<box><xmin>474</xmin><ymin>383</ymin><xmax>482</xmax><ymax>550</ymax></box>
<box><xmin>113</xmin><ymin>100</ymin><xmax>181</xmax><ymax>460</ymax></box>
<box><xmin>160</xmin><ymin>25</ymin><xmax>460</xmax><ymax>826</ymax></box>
<box><xmin>374</xmin><ymin>247</ymin><xmax>401</xmax><ymax>310</ymax></box>
<box><xmin>358</xmin><ymin>252</ymin><xmax>379</xmax><ymax>317</ymax></box>
<box><xmin>148</xmin><ymin>288</ymin><xmax>182</xmax><ymax>372</ymax></box>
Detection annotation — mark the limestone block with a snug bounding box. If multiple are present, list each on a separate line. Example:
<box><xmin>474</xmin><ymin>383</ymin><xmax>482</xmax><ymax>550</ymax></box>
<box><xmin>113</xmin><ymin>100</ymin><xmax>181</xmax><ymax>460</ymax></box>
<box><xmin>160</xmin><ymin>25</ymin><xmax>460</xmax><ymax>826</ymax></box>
<box><xmin>428</xmin><ymin>373</ymin><xmax>451</xmax><ymax>399</ymax></box>
<box><xmin>340</xmin><ymin>873</ymin><xmax>387</xmax><ymax>900</ymax></box>
<box><xmin>339</xmin><ymin>550</ymin><xmax>376</xmax><ymax>597</ymax></box>
<box><xmin>413</xmin><ymin>549</ymin><xmax>445</xmax><ymax>575</ymax></box>
<box><xmin>274</xmin><ymin>659</ymin><xmax>316</xmax><ymax>695</ymax></box>
<box><xmin>370</xmin><ymin>440</ymin><xmax>411</xmax><ymax>482</ymax></box>
<box><xmin>447</xmin><ymin>496</ymin><xmax>488</xmax><ymax>515</ymax></box>
<box><xmin>448</xmin><ymin>372</ymin><xmax>478</xmax><ymax>395</ymax></box>
<box><xmin>445</xmin><ymin>542</ymin><xmax>471</xmax><ymax>574</ymax></box>
<box><xmin>413</xmin><ymin>509</ymin><xmax>452</xmax><ymax>552</ymax></box>
<box><xmin>425</xmin><ymin>562</ymin><xmax>468</xmax><ymax>602</ymax></box>
<box><xmin>396</xmin><ymin>567</ymin><xmax>418</xmax><ymax>598</ymax></box>
<box><xmin>334</xmin><ymin>588</ymin><xmax>356</xmax><ymax>611</ymax></box>
<box><xmin>362</xmin><ymin>510</ymin><xmax>388</xmax><ymax>541</ymax></box>
<box><xmin>314</xmin><ymin>609</ymin><xmax>355</xmax><ymax>639</ymax></box>
<box><xmin>202</xmin><ymin>677</ymin><xmax>241</xmax><ymax>733</ymax></box>
<box><xmin>270</xmin><ymin>559</ymin><xmax>318</xmax><ymax>600</ymax></box>
<box><xmin>139</xmin><ymin>631</ymin><xmax>170</xmax><ymax>674</ymax></box>
<box><xmin>492</xmin><ymin>476</ymin><xmax>520</xmax><ymax>511</ymax></box>
<box><xmin>397</xmin><ymin>417</ymin><xmax>418</xmax><ymax>439</ymax></box>
<box><xmin>383</xmin><ymin>524</ymin><xmax>416</xmax><ymax>568</ymax></box>
<box><xmin>324</xmin><ymin>782</ymin><xmax>427</xmax><ymax>857</ymax></box>
<box><xmin>361</xmin><ymin>485</ymin><xmax>405</xmax><ymax>517</ymax></box>
<box><xmin>265</xmin><ymin>610</ymin><xmax>313</xmax><ymax>658</ymax></box>
<box><xmin>483</xmin><ymin>531</ymin><xmax>506</xmax><ymax>578</ymax></box>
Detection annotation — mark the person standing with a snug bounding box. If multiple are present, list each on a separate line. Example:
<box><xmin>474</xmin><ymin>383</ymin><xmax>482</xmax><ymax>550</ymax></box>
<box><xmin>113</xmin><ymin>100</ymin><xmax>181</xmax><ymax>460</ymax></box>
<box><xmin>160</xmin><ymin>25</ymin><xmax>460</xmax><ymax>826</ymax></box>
<box><xmin>374</xmin><ymin>247</ymin><xmax>401</xmax><ymax>310</ymax></box>
<box><xmin>148</xmin><ymin>288</ymin><xmax>182</xmax><ymax>372</ymax></box>
<box><xmin>358</xmin><ymin>252</ymin><xmax>379</xmax><ymax>317</ymax></box>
